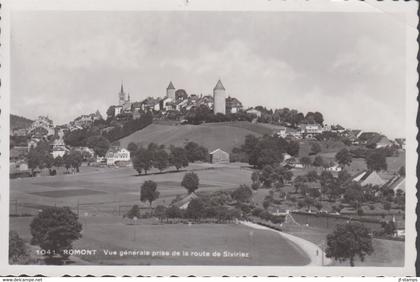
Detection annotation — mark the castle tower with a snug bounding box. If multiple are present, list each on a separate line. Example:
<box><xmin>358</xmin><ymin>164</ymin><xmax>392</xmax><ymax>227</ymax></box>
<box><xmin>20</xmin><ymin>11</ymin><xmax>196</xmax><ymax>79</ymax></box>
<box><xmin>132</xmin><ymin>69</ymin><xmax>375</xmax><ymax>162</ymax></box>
<box><xmin>213</xmin><ymin>79</ymin><xmax>226</xmax><ymax>114</ymax></box>
<box><xmin>167</xmin><ymin>81</ymin><xmax>176</xmax><ymax>100</ymax></box>
<box><xmin>118</xmin><ymin>82</ymin><xmax>126</xmax><ymax>106</ymax></box>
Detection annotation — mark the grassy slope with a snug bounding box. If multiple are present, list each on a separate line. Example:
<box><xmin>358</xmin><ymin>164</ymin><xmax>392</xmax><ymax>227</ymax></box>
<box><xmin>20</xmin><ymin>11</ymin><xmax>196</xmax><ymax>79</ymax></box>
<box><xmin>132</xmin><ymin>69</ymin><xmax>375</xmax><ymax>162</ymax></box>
<box><xmin>10</xmin><ymin>114</ymin><xmax>33</xmax><ymax>130</ymax></box>
<box><xmin>118</xmin><ymin>121</ymin><xmax>276</xmax><ymax>153</ymax></box>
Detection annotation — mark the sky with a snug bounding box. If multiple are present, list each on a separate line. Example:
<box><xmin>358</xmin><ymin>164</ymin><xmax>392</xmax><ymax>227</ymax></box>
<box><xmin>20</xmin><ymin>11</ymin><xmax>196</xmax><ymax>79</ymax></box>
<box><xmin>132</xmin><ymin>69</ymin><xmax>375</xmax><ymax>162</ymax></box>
<box><xmin>11</xmin><ymin>11</ymin><xmax>406</xmax><ymax>138</ymax></box>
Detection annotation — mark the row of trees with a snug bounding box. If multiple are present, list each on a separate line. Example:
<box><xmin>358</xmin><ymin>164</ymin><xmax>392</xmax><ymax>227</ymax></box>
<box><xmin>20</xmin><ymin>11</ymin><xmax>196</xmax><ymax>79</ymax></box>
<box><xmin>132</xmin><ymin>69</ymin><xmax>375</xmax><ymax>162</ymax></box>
<box><xmin>238</xmin><ymin>134</ymin><xmax>299</xmax><ymax>169</ymax></box>
<box><xmin>131</xmin><ymin>142</ymin><xmax>208</xmax><ymax>175</ymax></box>
<box><xmin>27</xmin><ymin>141</ymin><xmax>84</xmax><ymax>175</ymax></box>
<box><xmin>184</xmin><ymin>105</ymin><xmax>256</xmax><ymax>125</ymax></box>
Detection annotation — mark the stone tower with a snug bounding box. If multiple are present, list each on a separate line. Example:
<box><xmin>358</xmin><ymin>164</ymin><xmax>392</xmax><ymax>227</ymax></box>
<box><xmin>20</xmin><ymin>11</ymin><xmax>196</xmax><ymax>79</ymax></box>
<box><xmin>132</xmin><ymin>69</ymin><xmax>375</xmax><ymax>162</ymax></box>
<box><xmin>213</xmin><ymin>79</ymin><xmax>226</xmax><ymax>114</ymax></box>
<box><xmin>167</xmin><ymin>81</ymin><xmax>176</xmax><ymax>100</ymax></box>
<box><xmin>118</xmin><ymin>82</ymin><xmax>126</xmax><ymax>106</ymax></box>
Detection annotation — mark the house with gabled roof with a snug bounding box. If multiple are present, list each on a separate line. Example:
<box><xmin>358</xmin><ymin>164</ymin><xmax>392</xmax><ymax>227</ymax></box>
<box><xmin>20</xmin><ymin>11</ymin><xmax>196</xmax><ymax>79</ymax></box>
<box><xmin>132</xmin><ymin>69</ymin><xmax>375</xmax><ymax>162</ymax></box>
<box><xmin>209</xmin><ymin>148</ymin><xmax>230</xmax><ymax>164</ymax></box>
<box><xmin>352</xmin><ymin>170</ymin><xmax>387</xmax><ymax>187</ymax></box>
<box><xmin>172</xmin><ymin>192</ymin><xmax>198</xmax><ymax>210</ymax></box>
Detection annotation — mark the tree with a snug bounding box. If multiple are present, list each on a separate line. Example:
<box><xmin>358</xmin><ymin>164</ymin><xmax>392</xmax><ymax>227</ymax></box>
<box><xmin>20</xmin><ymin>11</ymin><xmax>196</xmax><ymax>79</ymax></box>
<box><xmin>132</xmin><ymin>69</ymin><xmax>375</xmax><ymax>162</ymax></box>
<box><xmin>366</xmin><ymin>150</ymin><xmax>387</xmax><ymax>171</ymax></box>
<box><xmin>44</xmin><ymin>154</ymin><xmax>55</xmax><ymax>174</ymax></box>
<box><xmin>166</xmin><ymin>205</ymin><xmax>182</xmax><ymax>218</ymax></box>
<box><xmin>185</xmin><ymin>198</ymin><xmax>205</xmax><ymax>221</ymax></box>
<box><xmin>286</xmin><ymin>141</ymin><xmax>300</xmax><ymax>156</ymax></box>
<box><xmin>398</xmin><ymin>166</ymin><xmax>405</xmax><ymax>177</ymax></box>
<box><xmin>309</xmin><ymin>143</ymin><xmax>322</xmax><ymax>155</ymax></box>
<box><xmin>154</xmin><ymin>149</ymin><xmax>169</xmax><ymax>172</ymax></box>
<box><xmin>53</xmin><ymin>156</ymin><xmax>63</xmax><ymax>168</ymax></box>
<box><xmin>337</xmin><ymin>170</ymin><xmax>352</xmax><ymax>185</ymax></box>
<box><xmin>140</xmin><ymin>180</ymin><xmax>160</xmax><ymax>207</ymax></box>
<box><xmin>127</xmin><ymin>142</ymin><xmax>138</xmax><ymax>155</ymax></box>
<box><xmin>30</xmin><ymin>207</ymin><xmax>82</xmax><ymax>259</ymax></box>
<box><xmin>86</xmin><ymin>135</ymin><xmax>110</xmax><ymax>157</ymax></box>
<box><xmin>306</xmin><ymin>170</ymin><xmax>319</xmax><ymax>182</ymax></box>
<box><xmin>326</xmin><ymin>222</ymin><xmax>374</xmax><ymax>266</ymax></box>
<box><xmin>124</xmin><ymin>204</ymin><xmax>141</xmax><ymax>219</ymax></box>
<box><xmin>320</xmin><ymin>171</ymin><xmax>339</xmax><ymax>201</ymax></box>
<box><xmin>335</xmin><ymin>148</ymin><xmax>352</xmax><ymax>167</ymax></box>
<box><xmin>9</xmin><ymin>231</ymin><xmax>29</xmax><ymax>264</ymax></box>
<box><xmin>344</xmin><ymin>182</ymin><xmax>364</xmax><ymax>204</ymax></box>
<box><xmin>312</xmin><ymin>155</ymin><xmax>325</xmax><ymax>167</ymax></box>
<box><xmin>169</xmin><ymin>147</ymin><xmax>189</xmax><ymax>171</ymax></box>
<box><xmin>27</xmin><ymin>149</ymin><xmax>44</xmax><ymax>175</ymax></box>
<box><xmin>293</xmin><ymin>175</ymin><xmax>307</xmax><ymax>194</ymax></box>
<box><xmin>300</xmin><ymin>156</ymin><xmax>312</xmax><ymax>168</ymax></box>
<box><xmin>69</xmin><ymin>150</ymin><xmax>83</xmax><ymax>172</ymax></box>
<box><xmin>260</xmin><ymin>165</ymin><xmax>274</xmax><ymax>187</ymax></box>
<box><xmin>231</xmin><ymin>185</ymin><xmax>253</xmax><ymax>203</ymax></box>
<box><xmin>154</xmin><ymin>205</ymin><xmax>167</xmax><ymax>222</ymax></box>
<box><xmin>181</xmin><ymin>172</ymin><xmax>200</xmax><ymax>194</ymax></box>
<box><xmin>132</xmin><ymin>147</ymin><xmax>154</xmax><ymax>174</ymax></box>
<box><xmin>383</xmin><ymin>201</ymin><xmax>392</xmax><ymax>214</ymax></box>
<box><xmin>106</xmin><ymin>106</ymin><xmax>116</xmax><ymax>119</ymax></box>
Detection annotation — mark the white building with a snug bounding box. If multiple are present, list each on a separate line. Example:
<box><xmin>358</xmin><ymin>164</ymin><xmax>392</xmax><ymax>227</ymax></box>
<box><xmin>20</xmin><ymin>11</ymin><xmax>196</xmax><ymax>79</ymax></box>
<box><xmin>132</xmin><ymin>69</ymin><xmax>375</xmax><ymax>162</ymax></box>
<box><xmin>213</xmin><ymin>80</ymin><xmax>226</xmax><ymax>115</ymax></box>
<box><xmin>106</xmin><ymin>148</ymin><xmax>131</xmax><ymax>166</ymax></box>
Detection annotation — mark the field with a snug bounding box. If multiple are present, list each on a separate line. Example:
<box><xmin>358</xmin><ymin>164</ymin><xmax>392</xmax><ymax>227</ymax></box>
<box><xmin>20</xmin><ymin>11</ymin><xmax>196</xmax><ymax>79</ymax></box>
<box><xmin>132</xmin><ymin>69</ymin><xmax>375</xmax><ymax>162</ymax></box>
<box><xmin>10</xmin><ymin>162</ymin><xmax>254</xmax><ymax>216</ymax></box>
<box><xmin>118</xmin><ymin>121</ymin><xmax>277</xmax><ymax>153</ymax></box>
<box><xmin>10</xmin><ymin>216</ymin><xmax>310</xmax><ymax>265</ymax></box>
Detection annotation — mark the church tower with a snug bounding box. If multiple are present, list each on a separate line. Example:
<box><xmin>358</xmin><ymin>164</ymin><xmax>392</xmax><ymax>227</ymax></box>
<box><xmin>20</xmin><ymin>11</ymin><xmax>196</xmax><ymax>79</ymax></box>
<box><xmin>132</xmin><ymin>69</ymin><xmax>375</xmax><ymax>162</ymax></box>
<box><xmin>167</xmin><ymin>81</ymin><xmax>176</xmax><ymax>100</ymax></box>
<box><xmin>213</xmin><ymin>79</ymin><xmax>226</xmax><ymax>114</ymax></box>
<box><xmin>118</xmin><ymin>82</ymin><xmax>126</xmax><ymax>106</ymax></box>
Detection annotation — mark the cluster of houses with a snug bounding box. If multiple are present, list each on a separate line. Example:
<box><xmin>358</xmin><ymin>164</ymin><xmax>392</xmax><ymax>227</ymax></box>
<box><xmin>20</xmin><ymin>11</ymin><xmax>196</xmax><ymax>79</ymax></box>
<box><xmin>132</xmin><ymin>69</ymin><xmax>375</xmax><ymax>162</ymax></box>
<box><xmin>274</xmin><ymin>122</ymin><xmax>405</xmax><ymax>150</ymax></box>
<box><xmin>109</xmin><ymin>80</ymin><xmax>244</xmax><ymax>120</ymax></box>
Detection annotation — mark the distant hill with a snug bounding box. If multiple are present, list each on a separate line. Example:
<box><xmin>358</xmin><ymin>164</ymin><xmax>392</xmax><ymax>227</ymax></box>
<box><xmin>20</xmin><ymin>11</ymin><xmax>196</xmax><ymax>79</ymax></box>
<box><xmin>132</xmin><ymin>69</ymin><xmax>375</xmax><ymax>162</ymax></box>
<box><xmin>118</xmin><ymin>121</ymin><xmax>282</xmax><ymax>153</ymax></box>
<box><xmin>10</xmin><ymin>114</ymin><xmax>33</xmax><ymax>130</ymax></box>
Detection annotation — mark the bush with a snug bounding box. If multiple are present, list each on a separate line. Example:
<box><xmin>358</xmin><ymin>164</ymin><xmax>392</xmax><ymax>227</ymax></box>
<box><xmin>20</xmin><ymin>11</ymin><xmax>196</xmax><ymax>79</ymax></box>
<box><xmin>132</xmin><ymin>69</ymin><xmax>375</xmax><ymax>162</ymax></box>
<box><xmin>30</xmin><ymin>207</ymin><xmax>82</xmax><ymax>260</ymax></box>
<box><xmin>9</xmin><ymin>231</ymin><xmax>29</xmax><ymax>264</ymax></box>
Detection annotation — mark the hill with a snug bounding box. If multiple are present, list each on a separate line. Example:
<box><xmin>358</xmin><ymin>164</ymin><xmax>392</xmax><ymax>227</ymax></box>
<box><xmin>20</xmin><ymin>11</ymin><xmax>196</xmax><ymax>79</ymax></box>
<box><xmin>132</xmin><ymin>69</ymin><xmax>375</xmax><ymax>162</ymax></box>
<box><xmin>119</xmin><ymin>121</ymin><xmax>280</xmax><ymax>153</ymax></box>
<box><xmin>10</xmin><ymin>114</ymin><xmax>33</xmax><ymax>130</ymax></box>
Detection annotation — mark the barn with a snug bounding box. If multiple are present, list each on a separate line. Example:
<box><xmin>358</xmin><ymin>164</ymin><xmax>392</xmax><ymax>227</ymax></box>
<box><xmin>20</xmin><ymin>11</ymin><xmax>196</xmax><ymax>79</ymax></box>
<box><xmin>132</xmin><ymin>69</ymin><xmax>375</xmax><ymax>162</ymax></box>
<box><xmin>209</xmin><ymin>148</ymin><xmax>230</xmax><ymax>164</ymax></box>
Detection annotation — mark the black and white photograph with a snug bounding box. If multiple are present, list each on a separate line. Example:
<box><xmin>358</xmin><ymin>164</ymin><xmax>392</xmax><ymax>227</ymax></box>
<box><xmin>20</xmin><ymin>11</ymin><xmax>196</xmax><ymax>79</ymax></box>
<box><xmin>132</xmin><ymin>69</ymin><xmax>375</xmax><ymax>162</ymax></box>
<box><xmin>1</xmin><ymin>0</ymin><xmax>418</xmax><ymax>277</ymax></box>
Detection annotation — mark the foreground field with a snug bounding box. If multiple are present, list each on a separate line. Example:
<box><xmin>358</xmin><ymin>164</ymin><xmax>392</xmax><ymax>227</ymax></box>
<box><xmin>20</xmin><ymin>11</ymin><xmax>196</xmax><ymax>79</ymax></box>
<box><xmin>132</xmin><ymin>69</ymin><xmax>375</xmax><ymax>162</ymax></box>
<box><xmin>10</xmin><ymin>216</ymin><xmax>310</xmax><ymax>266</ymax></box>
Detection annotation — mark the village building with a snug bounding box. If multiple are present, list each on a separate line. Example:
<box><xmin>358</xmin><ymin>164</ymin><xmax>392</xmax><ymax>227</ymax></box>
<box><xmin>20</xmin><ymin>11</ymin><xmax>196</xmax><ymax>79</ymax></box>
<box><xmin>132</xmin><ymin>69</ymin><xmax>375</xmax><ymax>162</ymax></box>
<box><xmin>246</xmin><ymin>108</ymin><xmax>262</xmax><ymax>118</ymax></box>
<box><xmin>105</xmin><ymin>147</ymin><xmax>131</xmax><ymax>166</ymax></box>
<box><xmin>366</xmin><ymin>135</ymin><xmax>393</xmax><ymax>149</ymax></box>
<box><xmin>172</xmin><ymin>192</ymin><xmax>199</xmax><ymax>210</ymax></box>
<box><xmin>51</xmin><ymin>138</ymin><xmax>70</xmax><ymax>158</ymax></box>
<box><xmin>209</xmin><ymin>148</ymin><xmax>230</xmax><ymax>164</ymax></box>
<box><xmin>395</xmin><ymin>138</ymin><xmax>406</xmax><ymax>150</ymax></box>
<box><xmin>326</xmin><ymin>163</ymin><xmax>342</xmax><ymax>172</ymax></box>
<box><xmin>384</xmin><ymin>175</ymin><xmax>406</xmax><ymax>193</ymax></box>
<box><xmin>299</xmin><ymin>123</ymin><xmax>323</xmax><ymax>135</ymax></box>
<box><xmin>213</xmin><ymin>80</ymin><xmax>226</xmax><ymax>115</ymax></box>
<box><xmin>166</xmin><ymin>81</ymin><xmax>176</xmax><ymax>100</ymax></box>
<box><xmin>28</xmin><ymin>116</ymin><xmax>55</xmax><ymax>136</ymax></box>
<box><xmin>226</xmin><ymin>96</ymin><xmax>243</xmax><ymax>114</ymax></box>
<box><xmin>352</xmin><ymin>170</ymin><xmax>387</xmax><ymax>187</ymax></box>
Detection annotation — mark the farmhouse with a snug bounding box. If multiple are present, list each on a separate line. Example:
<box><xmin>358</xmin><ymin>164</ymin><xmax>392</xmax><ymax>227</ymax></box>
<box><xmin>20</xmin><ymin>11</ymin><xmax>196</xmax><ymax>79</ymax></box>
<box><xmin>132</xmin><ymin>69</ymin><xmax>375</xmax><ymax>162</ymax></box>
<box><xmin>246</xmin><ymin>108</ymin><xmax>262</xmax><ymax>118</ymax></box>
<box><xmin>51</xmin><ymin>138</ymin><xmax>70</xmax><ymax>158</ymax></box>
<box><xmin>353</xmin><ymin>170</ymin><xmax>387</xmax><ymax>187</ymax></box>
<box><xmin>209</xmin><ymin>148</ymin><xmax>230</xmax><ymax>164</ymax></box>
<box><xmin>105</xmin><ymin>147</ymin><xmax>131</xmax><ymax>166</ymax></box>
<box><xmin>173</xmin><ymin>192</ymin><xmax>198</xmax><ymax>210</ymax></box>
<box><xmin>326</xmin><ymin>163</ymin><xmax>342</xmax><ymax>172</ymax></box>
